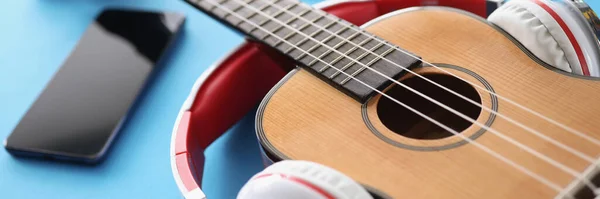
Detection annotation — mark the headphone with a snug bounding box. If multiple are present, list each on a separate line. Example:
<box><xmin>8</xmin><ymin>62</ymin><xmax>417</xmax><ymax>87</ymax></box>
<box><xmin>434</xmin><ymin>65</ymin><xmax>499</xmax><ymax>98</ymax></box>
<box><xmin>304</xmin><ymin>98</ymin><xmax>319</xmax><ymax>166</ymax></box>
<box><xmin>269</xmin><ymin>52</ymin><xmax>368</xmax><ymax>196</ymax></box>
<box><xmin>171</xmin><ymin>0</ymin><xmax>600</xmax><ymax>198</ymax></box>
<box><xmin>489</xmin><ymin>0</ymin><xmax>600</xmax><ymax>76</ymax></box>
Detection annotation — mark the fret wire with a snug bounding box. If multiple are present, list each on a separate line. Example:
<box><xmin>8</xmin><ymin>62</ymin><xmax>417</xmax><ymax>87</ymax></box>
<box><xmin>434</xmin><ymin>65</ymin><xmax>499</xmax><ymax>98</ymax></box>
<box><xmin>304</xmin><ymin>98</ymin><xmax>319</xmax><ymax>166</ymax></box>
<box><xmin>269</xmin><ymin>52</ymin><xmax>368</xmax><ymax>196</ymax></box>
<box><xmin>273</xmin><ymin>8</ymin><xmax>314</xmax><ymax>47</ymax></box>
<box><xmin>202</xmin><ymin>0</ymin><xmax>389</xmax><ymax>92</ymax></box>
<box><xmin>247</xmin><ymin>0</ymin><xmax>281</xmax><ymax>31</ymax></box>
<box><xmin>321</xmin><ymin>18</ymin><xmax>339</xmax><ymax>29</ymax></box>
<box><xmin>275</xmin><ymin>31</ymin><xmax>295</xmax><ymax>47</ymax></box>
<box><xmin>318</xmin><ymin>36</ymin><xmax>373</xmax><ymax>72</ymax></box>
<box><xmin>223</xmin><ymin>3</ymin><xmax>245</xmax><ymax>18</ymax></box>
<box><xmin>222</xmin><ymin>0</ymin><xmax>389</xmax><ymax>85</ymax></box>
<box><xmin>326</xmin><ymin>49</ymin><xmax>370</xmax><ymax>78</ymax></box>
<box><xmin>295</xmin><ymin>25</ymin><xmax>349</xmax><ymax>60</ymax></box>
<box><xmin>264</xmin><ymin>1</ymin><xmax>418</xmax><ymax>85</ymax></box>
<box><xmin>295</xmin><ymin>14</ymin><xmax>323</xmax><ymax>32</ymax></box>
<box><xmin>269</xmin><ymin>25</ymin><xmax>286</xmax><ymax>36</ymax></box>
<box><xmin>251</xmin><ymin>1</ymin><xmax>403</xmax><ymax>81</ymax></box>
<box><xmin>283</xmin><ymin>41</ymin><xmax>297</xmax><ymax>53</ymax></box>
<box><xmin>237</xmin><ymin>0</ymin><xmax>389</xmax><ymax>78</ymax></box>
<box><xmin>302</xmin><ymin>14</ymin><xmax>324</xmax><ymax>27</ymax></box>
<box><xmin>261</xmin><ymin>16</ymin><xmax>293</xmax><ymax>40</ymax></box>
<box><xmin>222</xmin><ymin>0</ymin><xmax>387</xmax><ymax>84</ymax></box>
<box><xmin>284</xmin><ymin>16</ymin><xmax>300</xmax><ymax>25</ymax></box>
<box><xmin>277</xmin><ymin>16</ymin><xmax>333</xmax><ymax>47</ymax></box>
<box><xmin>200</xmin><ymin>0</ymin><xmax>393</xmax><ymax>101</ymax></box>
<box><xmin>257</xmin><ymin>0</ymin><xmax>274</xmax><ymax>10</ymax></box>
<box><xmin>209</xmin><ymin>0</ymin><xmax>229</xmax><ymax>11</ymax></box>
<box><xmin>202</xmin><ymin>0</ymin><xmax>308</xmax><ymax>53</ymax></box>
<box><xmin>340</xmin><ymin>46</ymin><xmax>395</xmax><ymax>84</ymax></box>
<box><xmin>296</xmin><ymin>17</ymin><xmax>345</xmax><ymax>61</ymax></box>
<box><xmin>204</xmin><ymin>0</ymin><xmax>398</xmax><ymax>100</ymax></box>
<box><xmin>296</xmin><ymin>40</ymin><xmax>322</xmax><ymax>59</ymax></box>
<box><xmin>308</xmin><ymin>28</ymin><xmax>362</xmax><ymax>67</ymax></box>
<box><xmin>284</xmin><ymin>15</ymin><xmax>333</xmax><ymax>54</ymax></box>
<box><xmin>258</xmin><ymin>18</ymin><xmax>270</xmax><ymax>26</ymax></box>
<box><xmin>296</xmin><ymin>7</ymin><xmax>312</xmax><ymax>17</ymax></box>
<box><xmin>283</xmin><ymin>5</ymin><xmax>313</xmax><ymax>28</ymax></box>
<box><xmin>266</xmin><ymin>3</ymin><xmax>300</xmax><ymax>41</ymax></box>
<box><xmin>329</xmin><ymin>41</ymin><xmax>385</xmax><ymax>79</ymax></box>
<box><xmin>232</xmin><ymin>4</ymin><xmax>246</xmax><ymax>11</ymax></box>
<box><xmin>258</xmin><ymin>31</ymin><xmax>270</xmax><ymax>40</ymax></box>
<box><xmin>282</xmin><ymin>15</ymin><xmax>325</xmax><ymax>54</ymax></box>
<box><xmin>257</xmin><ymin>0</ymin><xmax>288</xmax><ymax>26</ymax></box>
<box><xmin>292</xmin><ymin>30</ymin><xmax>324</xmax><ymax>58</ymax></box>
<box><xmin>240</xmin><ymin>0</ymin><xmax>256</xmax><ymax>9</ymax></box>
<box><xmin>282</xmin><ymin>6</ymin><xmax>304</xmax><ymax>24</ymax></box>
<box><xmin>274</xmin><ymin>14</ymin><xmax>305</xmax><ymax>38</ymax></box>
<box><xmin>236</xmin><ymin>0</ymin><xmax>269</xmax><ymax>25</ymax></box>
<box><xmin>271</xmin><ymin>2</ymin><xmax>297</xmax><ymax>19</ymax></box>
<box><xmin>310</xmin><ymin>18</ymin><xmax>341</xmax><ymax>42</ymax></box>
<box><xmin>267</xmin><ymin>0</ymin><xmax>281</xmax><ymax>9</ymax></box>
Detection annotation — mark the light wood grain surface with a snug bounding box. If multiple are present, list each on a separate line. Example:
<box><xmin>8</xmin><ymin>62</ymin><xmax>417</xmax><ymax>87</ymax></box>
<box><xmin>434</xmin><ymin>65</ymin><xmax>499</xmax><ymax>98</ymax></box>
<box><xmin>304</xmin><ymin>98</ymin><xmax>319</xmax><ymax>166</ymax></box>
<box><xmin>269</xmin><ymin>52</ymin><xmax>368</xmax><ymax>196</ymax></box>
<box><xmin>259</xmin><ymin>8</ymin><xmax>600</xmax><ymax>198</ymax></box>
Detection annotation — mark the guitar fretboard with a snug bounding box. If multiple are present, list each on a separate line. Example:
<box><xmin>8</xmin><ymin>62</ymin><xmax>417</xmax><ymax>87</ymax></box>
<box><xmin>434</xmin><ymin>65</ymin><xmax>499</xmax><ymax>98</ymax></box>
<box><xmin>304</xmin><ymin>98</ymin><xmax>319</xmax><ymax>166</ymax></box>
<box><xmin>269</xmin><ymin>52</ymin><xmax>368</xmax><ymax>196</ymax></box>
<box><xmin>186</xmin><ymin>0</ymin><xmax>422</xmax><ymax>102</ymax></box>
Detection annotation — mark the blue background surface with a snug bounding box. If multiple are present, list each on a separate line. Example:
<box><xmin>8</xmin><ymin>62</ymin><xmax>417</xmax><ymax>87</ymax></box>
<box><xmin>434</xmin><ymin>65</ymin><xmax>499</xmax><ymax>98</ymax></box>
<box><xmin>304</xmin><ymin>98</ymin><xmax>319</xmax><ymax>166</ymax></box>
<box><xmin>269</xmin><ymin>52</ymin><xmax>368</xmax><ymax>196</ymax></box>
<box><xmin>2</xmin><ymin>1</ymin><xmax>600</xmax><ymax>199</ymax></box>
<box><xmin>0</xmin><ymin>0</ymin><xmax>318</xmax><ymax>198</ymax></box>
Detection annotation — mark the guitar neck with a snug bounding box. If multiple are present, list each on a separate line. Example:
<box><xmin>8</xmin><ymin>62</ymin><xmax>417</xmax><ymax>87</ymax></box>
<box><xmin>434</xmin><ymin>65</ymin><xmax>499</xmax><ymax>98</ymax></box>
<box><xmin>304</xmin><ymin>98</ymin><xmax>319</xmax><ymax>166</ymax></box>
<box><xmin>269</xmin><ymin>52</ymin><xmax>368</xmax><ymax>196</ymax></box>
<box><xmin>185</xmin><ymin>0</ymin><xmax>421</xmax><ymax>102</ymax></box>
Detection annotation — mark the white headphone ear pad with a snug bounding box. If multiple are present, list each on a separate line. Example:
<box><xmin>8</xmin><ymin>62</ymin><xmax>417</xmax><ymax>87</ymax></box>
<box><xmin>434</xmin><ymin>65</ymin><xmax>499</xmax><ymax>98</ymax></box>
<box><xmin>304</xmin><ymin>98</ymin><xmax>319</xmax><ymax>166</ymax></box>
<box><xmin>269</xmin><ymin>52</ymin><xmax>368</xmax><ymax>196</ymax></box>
<box><xmin>238</xmin><ymin>160</ymin><xmax>373</xmax><ymax>199</ymax></box>
<box><xmin>488</xmin><ymin>0</ymin><xmax>582</xmax><ymax>75</ymax></box>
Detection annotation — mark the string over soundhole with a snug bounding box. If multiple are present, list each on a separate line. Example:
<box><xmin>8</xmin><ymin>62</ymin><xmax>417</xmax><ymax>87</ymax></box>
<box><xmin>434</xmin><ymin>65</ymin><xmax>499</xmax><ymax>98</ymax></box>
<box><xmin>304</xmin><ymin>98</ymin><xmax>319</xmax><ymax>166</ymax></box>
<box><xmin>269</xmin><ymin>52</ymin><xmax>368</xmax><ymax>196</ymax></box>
<box><xmin>362</xmin><ymin>64</ymin><xmax>497</xmax><ymax>151</ymax></box>
<box><xmin>377</xmin><ymin>73</ymin><xmax>482</xmax><ymax>139</ymax></box>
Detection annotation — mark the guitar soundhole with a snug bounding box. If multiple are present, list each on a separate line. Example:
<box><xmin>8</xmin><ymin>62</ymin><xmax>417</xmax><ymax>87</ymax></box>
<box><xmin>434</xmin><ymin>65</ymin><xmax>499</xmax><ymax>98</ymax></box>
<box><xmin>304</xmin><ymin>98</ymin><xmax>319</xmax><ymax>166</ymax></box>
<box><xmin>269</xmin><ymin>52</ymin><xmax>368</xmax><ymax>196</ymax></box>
<box><xmin>376</xmin><ymin>74</ymin><xmax>482</xmax><ymax>140</ymax></box>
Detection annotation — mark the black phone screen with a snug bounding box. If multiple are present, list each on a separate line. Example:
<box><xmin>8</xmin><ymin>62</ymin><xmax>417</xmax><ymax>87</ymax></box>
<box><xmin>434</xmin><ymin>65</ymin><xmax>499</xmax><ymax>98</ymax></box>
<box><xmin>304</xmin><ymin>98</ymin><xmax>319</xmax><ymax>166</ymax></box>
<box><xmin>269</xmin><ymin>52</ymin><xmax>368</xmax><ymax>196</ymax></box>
<box><xmin>4</xmin><ymin>9</ymin><xmax>185</xmax><ymax>162</ymax></box>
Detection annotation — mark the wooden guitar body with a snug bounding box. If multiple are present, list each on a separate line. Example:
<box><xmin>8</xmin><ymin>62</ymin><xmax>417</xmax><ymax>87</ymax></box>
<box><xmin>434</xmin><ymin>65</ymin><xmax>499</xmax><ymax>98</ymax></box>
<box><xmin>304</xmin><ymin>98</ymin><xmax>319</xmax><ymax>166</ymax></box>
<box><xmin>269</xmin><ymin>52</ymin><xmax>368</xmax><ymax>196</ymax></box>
<box><xmin>257</xmin><ymin>7</ymin><xmax>600</xmax><ymax>199</ymax></box>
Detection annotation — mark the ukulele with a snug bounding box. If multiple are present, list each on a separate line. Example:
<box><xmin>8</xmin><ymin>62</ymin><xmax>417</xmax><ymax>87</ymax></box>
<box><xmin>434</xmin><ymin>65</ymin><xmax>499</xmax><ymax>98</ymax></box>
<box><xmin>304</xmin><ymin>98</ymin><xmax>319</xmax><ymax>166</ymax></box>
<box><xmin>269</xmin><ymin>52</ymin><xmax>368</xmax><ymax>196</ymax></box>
<box><xmin>184</xmin><ymin>0</ymin><xmax>600</xmax><ymax>198</ymax></box>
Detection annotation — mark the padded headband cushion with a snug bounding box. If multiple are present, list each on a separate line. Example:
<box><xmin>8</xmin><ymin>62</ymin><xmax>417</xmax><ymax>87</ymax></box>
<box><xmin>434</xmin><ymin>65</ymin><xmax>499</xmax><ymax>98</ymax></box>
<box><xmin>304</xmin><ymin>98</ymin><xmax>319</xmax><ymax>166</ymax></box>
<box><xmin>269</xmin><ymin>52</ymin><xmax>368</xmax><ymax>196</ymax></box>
<box><xmin>488</xmin><ymin>0</ymin><xmax>585</xmax><ymax>75</ymax></box>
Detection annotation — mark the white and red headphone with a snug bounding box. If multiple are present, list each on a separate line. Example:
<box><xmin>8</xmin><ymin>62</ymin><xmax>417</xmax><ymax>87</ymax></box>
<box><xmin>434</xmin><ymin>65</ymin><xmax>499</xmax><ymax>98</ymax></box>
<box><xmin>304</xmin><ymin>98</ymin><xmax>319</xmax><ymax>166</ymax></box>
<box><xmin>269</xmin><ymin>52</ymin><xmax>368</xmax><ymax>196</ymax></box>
<box><xmin>489</xmin><ymin>0</ymin><xmax>600</xmax><ymax>76</ymax></box>
<box><xmin>170</xmin><ymin>0</ymin><xmax>600</xmax><ymax>198</ymax></box>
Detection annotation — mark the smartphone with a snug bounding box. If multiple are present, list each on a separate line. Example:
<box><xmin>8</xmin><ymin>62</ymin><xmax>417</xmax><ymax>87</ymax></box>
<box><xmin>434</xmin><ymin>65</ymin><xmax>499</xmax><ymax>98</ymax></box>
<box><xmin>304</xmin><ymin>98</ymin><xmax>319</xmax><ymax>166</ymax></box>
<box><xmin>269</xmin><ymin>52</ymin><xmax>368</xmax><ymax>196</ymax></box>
<box><xmin>4</xmin><ymin>9</ymin><xmax>185</xmax><ymax>163</ymax></box>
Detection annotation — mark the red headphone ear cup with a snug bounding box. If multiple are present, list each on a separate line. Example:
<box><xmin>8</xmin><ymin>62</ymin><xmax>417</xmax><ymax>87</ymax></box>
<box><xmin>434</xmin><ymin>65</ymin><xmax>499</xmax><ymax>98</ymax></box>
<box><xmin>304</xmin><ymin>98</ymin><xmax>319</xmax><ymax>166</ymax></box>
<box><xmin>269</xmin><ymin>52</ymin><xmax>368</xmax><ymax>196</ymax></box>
<box><xmin>238</xmin><ymin>160</ymin><xmax>373</xmax><ymax>199</ymax></box>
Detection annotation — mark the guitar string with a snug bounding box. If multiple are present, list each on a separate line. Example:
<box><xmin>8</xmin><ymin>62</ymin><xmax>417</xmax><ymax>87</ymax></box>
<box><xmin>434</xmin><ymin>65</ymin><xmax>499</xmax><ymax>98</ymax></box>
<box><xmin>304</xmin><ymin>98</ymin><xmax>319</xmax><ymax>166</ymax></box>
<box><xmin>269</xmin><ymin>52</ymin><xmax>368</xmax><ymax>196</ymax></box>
<box><xmin>198</xmin><ymin>0</ymin><xmax>588</xmax><ymax>193</ymax></box>
<box><xmin>294</xmin><ymin>1</ymin><xmax>600</xmax><ymax>146</ymax></box>
<box><xmin>249</xmin><ymin>0</ymin><xmax>600</xmax><ymax>164</ymax></box>
<box><xmin>270</xmin><ymin>0</ymin><xmax>600</xmax><ymax>148</ymax></box>
<box><xmin>221</xmin><ymin>0</ymin><xmax>599</xmax><ymax>191</ymax></box>
<box><xmin>238</xmin><ymin>0</ymin><xmax>600</xmax><ymax>193</ymax></box>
